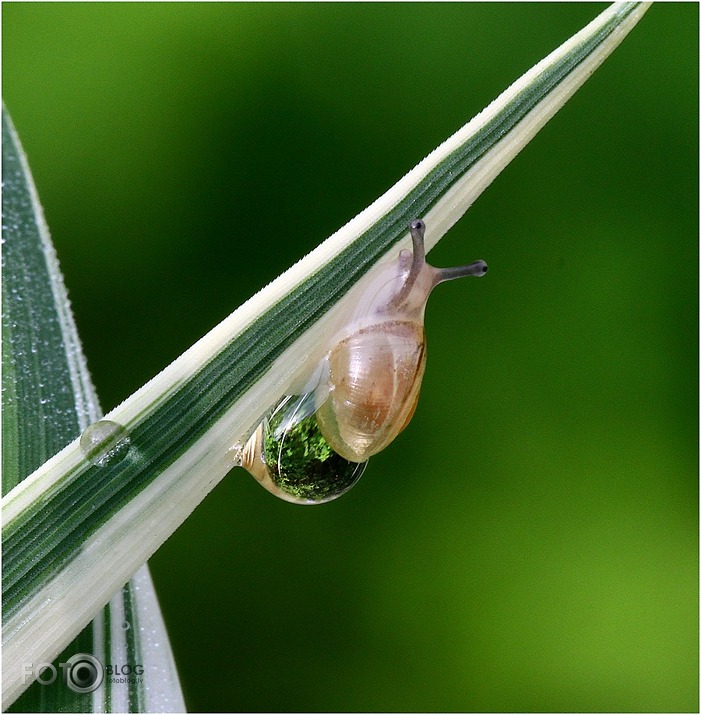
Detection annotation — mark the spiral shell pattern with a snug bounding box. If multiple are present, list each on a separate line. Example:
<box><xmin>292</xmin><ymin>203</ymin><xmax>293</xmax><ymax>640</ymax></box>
<box><xmin>315</xmin><ymin>320</ymin><xmax>426</xmax><ymax>462</ymax></box>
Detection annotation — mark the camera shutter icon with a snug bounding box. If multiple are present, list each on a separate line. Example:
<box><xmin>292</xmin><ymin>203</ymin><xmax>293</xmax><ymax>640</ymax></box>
<box><xmin>64</xmin><ymin>654</ymin><xmax>104</xmax><ymax>694</ymax></box>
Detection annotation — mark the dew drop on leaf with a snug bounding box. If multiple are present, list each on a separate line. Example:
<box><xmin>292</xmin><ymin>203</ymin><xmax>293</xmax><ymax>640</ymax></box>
<box><xmin>80</xmin><ymin>419</ymin><xmax>131</xmax><ymax>467</ymax></box>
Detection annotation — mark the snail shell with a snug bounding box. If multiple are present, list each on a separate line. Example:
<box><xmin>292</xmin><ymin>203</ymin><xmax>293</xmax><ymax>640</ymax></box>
<box><xmin>315</xmin><ymin>320</ymin><xmax>426</xmax><ymax>462</ymax></box>
<box><xmin>316</xmin><ymin>219</ymin><xmax>487</xmax><ymax>463</ymax></box>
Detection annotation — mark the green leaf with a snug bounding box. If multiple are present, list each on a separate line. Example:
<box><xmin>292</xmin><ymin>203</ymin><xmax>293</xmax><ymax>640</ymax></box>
<box><xmin>1</xmin><ymin>2</ymin><xmax>650</xmax><ymax>707</ymax></box>
<box><xmin>2</xmin><ymin>108</ymin><xmax>185</xmax><ymax>711</ymax></box>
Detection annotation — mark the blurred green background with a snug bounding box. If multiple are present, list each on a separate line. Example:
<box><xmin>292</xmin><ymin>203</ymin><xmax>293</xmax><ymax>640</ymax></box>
<box><xmin>3</xmin><ymin>3</ymin><xmax>698</xmax><ymax>712</ymax></box>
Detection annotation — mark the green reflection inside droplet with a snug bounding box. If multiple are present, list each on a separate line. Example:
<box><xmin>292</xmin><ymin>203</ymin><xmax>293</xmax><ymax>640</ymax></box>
<box><xmin>262</xmin><ymin>395</ymin><xmax>366</xmax><ymax>503</ymax></box>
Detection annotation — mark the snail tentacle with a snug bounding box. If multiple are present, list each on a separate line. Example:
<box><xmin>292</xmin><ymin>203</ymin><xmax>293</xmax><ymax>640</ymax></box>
<box><xmin>438</xmin><ymin>260</ymin><xmax>488</xmax><ymax>283</ymax></box>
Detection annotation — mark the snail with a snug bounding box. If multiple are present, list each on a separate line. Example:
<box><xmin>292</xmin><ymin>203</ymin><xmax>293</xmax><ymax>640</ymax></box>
<box><xmin>241</xmin><ymin>218</ymin><xmax>487</xmax><ymax>504</ymax></box>
<box><xmin>314</xmin><ymin>218</ymin><xmax>487</xmax><ymax>462</ymax></box>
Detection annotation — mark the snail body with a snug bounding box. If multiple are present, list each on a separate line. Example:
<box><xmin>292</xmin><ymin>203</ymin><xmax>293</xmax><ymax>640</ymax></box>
<box><xmin>316</xmin><ymin>219</ymin><xmax>487</xmax><ymax>462</ymax></box>
<box><xmin>241</xmin><ymin>218</ymin><xmax>487</xmax><ymax>503</ymax></box>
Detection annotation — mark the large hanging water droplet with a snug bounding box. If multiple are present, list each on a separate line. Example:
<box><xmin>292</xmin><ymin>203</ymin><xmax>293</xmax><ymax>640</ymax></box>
<box><xmin>80</xmin><ymin>419</ymin><xmax>131</xmax><ymax>467</ymax></box>
<box><xmin>242</xmin><ymin>394</ymin><xmax>366</xmax><ymax>505</ymax></box>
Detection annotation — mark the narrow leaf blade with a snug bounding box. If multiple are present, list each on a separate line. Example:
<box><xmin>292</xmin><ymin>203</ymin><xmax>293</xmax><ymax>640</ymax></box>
<box><xmin>1</xmin><ymin>107</ymin><xmax>185</xmax><ymax>712</ymax></box>
<box><xmin>2</xmin><ymin>3</ymin><xmax>650</xmax><ymax>706</ymax></box>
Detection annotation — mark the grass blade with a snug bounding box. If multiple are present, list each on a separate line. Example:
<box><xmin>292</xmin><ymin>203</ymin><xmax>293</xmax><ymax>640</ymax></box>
<box><xmin>2</xmin><ymin>107</ymin><xmax>185</xmax><ymax>712</ymax></box>
<box><xmin>2</xmin><ymin>3</ymin><xmax>650</xmax><ymax>706</ymax></box>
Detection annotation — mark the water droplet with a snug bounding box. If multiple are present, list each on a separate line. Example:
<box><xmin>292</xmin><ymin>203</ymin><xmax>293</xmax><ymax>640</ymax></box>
<box><xmin>227</xmin><ymin>442</ymin><xmax>244</xmax><ymax>469</ymax></box>
<box><xmin>242</xmin><ymin>395</ymin><xmax>366</xmax><ymax>505</ymax></box>
<box><xmin>122</xmin><ymin>620</ymin><xmax>131</xmax><ymax>631</ymax></box>
<box><xmin>80</xmin><ymin>420</ymin><xmax>131</xmax><ymax>467</ymax></box>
